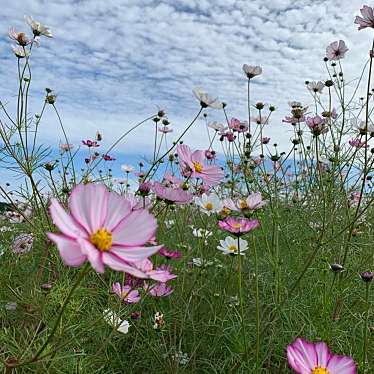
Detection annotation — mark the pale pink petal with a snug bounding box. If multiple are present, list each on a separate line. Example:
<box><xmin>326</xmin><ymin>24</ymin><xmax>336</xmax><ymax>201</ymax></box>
<box><xmin>104</xmin><ymin>191</ymin><xmax>132</xmax><ymax>231</ymax></box>
<box><xmin>69</xmin><ymin>184</ymin><xmax>109</xmax><ymax>233</ymax></box>
<box><xmin>47</xmin><ymin>233</ymin><xmax>86</xmax><ymax>267</ymax></box>
<box><xmin>147</xmin><ymin>270</ymin><xmax>177</xmax><ymax>282</ymax></box>
<box><xmin>314</xmin><ymin>342</ymin><xmax>330</xmax><ymax>367</ymax></box>
<box><xmin>49</xmin><ymin>198</ymin><xmax>86</xmax><ymax>238</ymax></box>
<box><xmin>111</xmin><ymin>210</ymin><xmax>156</xmax><ymax>246</ymax></box>
<box><xmin>176</xmin><ymin>144</ymin><xmax>193</xmax><ymax>167</ymax></box>
<box><xmin>110</xmin><ymin>245</ymin><xmax>162</xmax><ymax>262</ymax></box>
<box><xmin>77</xmin><ymin>237</ymin><xmax>104</xmax><ymax>273</ymax></box>
<box><xmin>102</xmin><ymin>252</ymin><xmax>149</xmax><ymax>277</ymax></box>
<box><xmin>191</xmin><ymin>150</ymin><xmax>205</xmax><ymax>164</ymax></box>
<box><xmin>326</xmin><ymin>355</ymin><xmax>357</xmax><ymax>374</ymax></box>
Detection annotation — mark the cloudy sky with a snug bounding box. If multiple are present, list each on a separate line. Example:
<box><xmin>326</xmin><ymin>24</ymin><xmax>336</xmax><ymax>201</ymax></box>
<box><xmin>0</xmin><ymin>0</ymin><xmax>372</xmax><ymax>181</ymax></box>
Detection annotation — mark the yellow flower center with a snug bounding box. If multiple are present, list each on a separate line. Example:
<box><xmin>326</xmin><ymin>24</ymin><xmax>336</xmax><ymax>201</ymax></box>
<box><xmin>312</xmin><ymin>368</ymin><xmax>330</xmax><ymax>374</ymax></box>
<box><xmin>90</xmin><ymin>228</ymin><xmax>112</xmax><ymax>251</ymax></box>
<box><xmin>193</xmin><ymin>162</ymin><xmax>203</xmax><ymax>173</ymax></box>
<box><xmin>220</xmin><ymin>207</ymin><xmax>231</xmax><ymax>217</ymax></box>
<box><xmin>232</xmin><ymin>223</ymin><xmax>242</xmax><ymax>229</ymax></box>
<box><xmin>205</xmin><ymin>202</ymin><xmax>213</xmax><ymax>210</ymax></box>
<box><xmin>239</xmin><ymin>200</ymin><xmax>248</xmax><ymax>209</ymax></box>
<box><xmin>228</xmin><ymin>245</ymin><xmax>238</xmax><ymax>252</ymax></box>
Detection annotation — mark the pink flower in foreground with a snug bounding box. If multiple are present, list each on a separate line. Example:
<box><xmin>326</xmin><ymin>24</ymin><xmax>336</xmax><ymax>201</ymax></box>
<box><xmin>287</xmin><ymin>338</ymin><xmax>357</xmax><ymax>374</ymax></box>
<box><xmin>152</xmin><ymin>182</ymin><xmax>192</xmax><ymax>204</ymax></box>
<box><xmin>177</xmin><ymin>144</ymin><xmax>224</xmax><ymax>187</ymax></box>
<box><xmin>148</xmin><ymin>282</ymin><xmax>175</xmax><ymax>297</ymax></box>
<box><xmin>218</xmin><ymin>217</ymin><xmax>259</xmax><ymax>236</ymax></box>
<box><xmin>326</xmin><ymin>40</ymin><xmax>348</xmax><ymax>61</ymax></box>
<box><xmin>354</xmin><ymin>5</ymin><xmax>374</xmax><ymax>30</ymax></box>
<box><xmin>48</xmin><ymin>183</ymin><xmax>162</xmax><ymax>277</ymax></box>
<box><xmin>112</xmin><ymin>282</ymin><xmax>141</xmax><ymax>303</ymax></box>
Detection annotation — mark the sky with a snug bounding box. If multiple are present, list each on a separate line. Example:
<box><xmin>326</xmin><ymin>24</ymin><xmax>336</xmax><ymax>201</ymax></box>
<box><xmin>0</xmin><ymin>0</ymin><xmax>372</xmax><ymax>184</ymax></box>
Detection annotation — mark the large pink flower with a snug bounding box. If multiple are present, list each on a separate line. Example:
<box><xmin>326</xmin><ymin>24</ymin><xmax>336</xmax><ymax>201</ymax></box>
<box><xmin>152</xmin><ymin>182</ymin><xmax>192</xmax><ymax>204</ymax></box>
<box><xmin>287</xmin><ymin>338</ymin><xmax>357</xmax><ymax>374</ymax></box>
<box><xmin>354</xmin><ymin>5</ymin><xmax>374</xmax><ymax>30</ymax></box>
<box><xmin>177</xmin><ymin>144</ymin><xmax>224</xmax><ymax>187</ymax></box>
<box><xmin>48</xmin><ymin>183</ymin><xmax>162</xmax><ymax>277</ymax></box>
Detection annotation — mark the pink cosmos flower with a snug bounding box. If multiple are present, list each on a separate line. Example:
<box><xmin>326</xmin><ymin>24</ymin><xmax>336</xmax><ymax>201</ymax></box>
<box><xmin>59</xmin><ymin>143</ymin><xmax>74</xmax><ymax>153</ymax></box>
<box><xmin>47</xmin><ymin>183</ymin><xmax>162</xmax><ymax>277</ymax></box>
<box><xmin>251</xmin><ymin>116</ymin><xmax>267</xmax><ymax>125</ymax></box>
<box><xmin>287</xmin><ymin>338</ymin><xmax>357</xmax><ymax>373</ymax></box>
<box><xmin>132</xmin><ymin>258</ymin><xmax>177</xmax><ymax>283</ymax></box>
<box><xmin>306</xmin><ymin>115</ymin><xmax>328</xmax><ymax>136</ymax></box>
<box><xmin>112</xmin><ymin>282</ymin><xmax>141</xmax><ymax>303</ymax></box>
<box><xmin>159</xmin><ymin>247</ymin><xmax>182</xmax><ymax>260</ymax></box>
<box><xmin>177</xmin><ymin>144</ymin><xmax>224</xmax><ymax>187</ymax></box>
<box><xmin>326</xmin><ymin>40</ymin><xmax>348</xmax><ymax>60</ymax></box>
<box><xmin>82</xmin><ymin>140</ymin><xmax>99</xmax><ymax>147</ymax></box>
<box><xmin>218</xmin><ymin>217</ymin><xmax>259</xmax><ymax>236</ymax></box>
<box><xmin>239</xmin><ymin>192</ymin><xmax>268</xmax><ymax>211</ymax></box>
<box><xmin>205</xmin><ymin>150</ymin><xmax>216</xmax><ymax>160</ymax></box>
<box><xmin>158</xmin><ymin>126</ymin><xmax>173</xmax><ymax>133</ymax></box>
<box><xmin>355</xmin><ymin>5</ymin><xmax>374</xmax><ymax>30</ymax></box>
<box><xmin>283</xmin><ymin>115</ymin><xmax>305</xmax><ymax>124</ymax></box>
<box><xmin>8</xmin><ymin>28</ymin><xmax>31</xmax><ymax>46</ymax></box>
<box><xmin>349</xmin><ymin>138</ymin><xmax>368</xmax><ymax>148</ymax></box>
<box><xmin>148</xmin><ymin>282</ymin><xmax>174</xmax><ymax>297</ymax></box>
<box><xmin>163</xmin><ymin>173</ymin><xmax>184</xmax><ymax>187</ymax></box>
<box><xmin>103</xmin><ymin>154</ymin><xmax>116</xmax><ymax>161</ymax></box>
<box><xmin>152</xmin><ymin>182</ymin><xmax>192</xmax><ymax>204</ymax></box>
<box><xmin>261</xmin><ymin>137</ymin><xmax>271</xmax><ymax>144</ymax></box>
<box><xmin>229</xmin><ymin>118</ymin><xmax>248</xmax><ymax>132</ymax></box>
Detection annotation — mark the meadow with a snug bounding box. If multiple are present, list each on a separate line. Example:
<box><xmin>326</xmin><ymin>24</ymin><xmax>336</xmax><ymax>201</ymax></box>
<box><xmin>0</xmin><ymin>6</ymin><xmax>373</xmax><ymax>374</ymax></box>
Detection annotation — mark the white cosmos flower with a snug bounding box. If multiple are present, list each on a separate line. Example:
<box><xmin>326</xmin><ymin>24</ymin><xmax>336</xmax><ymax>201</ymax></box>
<box><xmin>194</xmin><ymin>193</ymin><xmax>223</xmax><ymax>215</ymax></box>
<box><xmin>121</xmin><ymin>164</ymin><xmax>134</xmax><ymax>173</ymax></box>
<box><xmin>25</xmin><ymin>15</ymin><xmax>53</xmax><ymax>37</ymax></box>
<box><xmin>11</xmin><ymin>45</ymin><xmax>30</xmax><ymax>58</ymax></box>
<box><xmin>208</xmin><ymin>121</ymin><xmax>226</xmax><ymax>131</ymax></box>
<box><xmin>192</xmin><ymin>257</ymin><xmax>214</xmax><ymax>267</ymax></box>
<box><xmin>307</xmin><ymin>81</ymin><xmax>324</xmax><ymax>94</ymax></box>
<box><xmin>351</xmin><ymin>118</ymin><xmax>374</xmax><ymax>134</ymax></box>
<box><xmin>103</xmin><ymin>309</ymin><xmax>130</xmax><ymax>334</ymax></box>
<box><xmin>242</xmin><ymin>64</ymin><xmax>262</xmax><ymax>79</ymax></box>
<box><xmin>192</xmin><ymin>87</ymin><xmax>223</xmax><ymax>109</ymax></box>
<box><xmin>217</xmin><ymin>236</ymin><xmax>248</xmax><ymax>255</ymax></box>
<box><xmin>192</xmin><ymin>227</ymin><xmax>213</xmax><ymax>238</ymax></box>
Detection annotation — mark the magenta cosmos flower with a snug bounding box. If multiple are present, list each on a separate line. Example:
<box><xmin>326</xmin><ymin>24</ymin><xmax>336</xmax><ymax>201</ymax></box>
<box><xmin>355</xmin><ymin>5</ymin><xmax>374</xmax><ymax>30</ymax></box>
<box><xmin>326</xmin><ymin>40</ymin><xmax>348</xmax><ymax>61</ymax></box>
<box><xmin>48</xmin><ymin>183</ymin><xmax>162</xmax><ymax>277</ymax></box>
<box><xmin>218</xmin><ymin>217</ymin><xmax>259</xmax><ymax>236</ymax></box>
<box><xmin>287</xmin><ymin>338</ymin><xmax>357</xmax><ymax>374</ymax></box>
<box><xmin>177</xmin><ymin>144</ymin><xmax>224</xmax><ymax>187</ymax></box>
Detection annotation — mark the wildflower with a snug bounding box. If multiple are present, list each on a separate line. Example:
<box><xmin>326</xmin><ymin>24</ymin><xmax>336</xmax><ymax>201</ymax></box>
<box><xmin>359</xmin><ymin>271</ymin><xmax>373</xmax><ymax>282</ymax></box>
<box><xmin>158</xmin><ymin>126</ymin><xmax>173</xmax><ymax>133</ymax></box>
<box><xmin>307</xmin><ymin>81</ymin><xmax>324</xmax><ymax>94</ymax></box>
<box><xmin>59</xmin><ymin>143</ymin><xmax>74</xmax><ymax>154</ymax></box>
<box><xmin>192</xmin><ymin>87</ymin><xmax>223</xmax><ymax>109</ymax></box>
<box><xmin>103</xmin><ymin>309</ymin><xmax>130</xmax><ymax>334</ymax></box>
<box><xmin>192</xmin><ymin>227</ymin><xmax>213</xmax><ymax>238</ymax></box>
<box><xmin>205</xmin><ymin>150</ymin><xmax>216</xmax><ymax>160</ymax></box>
<box><xmin>306</xmin><ymin>115</ymin><xmax>328</xmax><ymax>136</ymax></box>
<box><xmin>112</xmin><ymin>282</ymin><xmax>141</xmax><ymax>303</ymax></box>
<box><xmin>251</xmin><ymin>115</ymin><xmax>267</xmax><ymax>125</ymax></box>
<box><xmin>217</xmin><ymin>236</ymin><xmax>248</xmax><ymax>255</ymax></box>
<box><xmin>158</xmin><ymin>247</ymin><xmax>182</xmax><ymax>260</ymax></box>
<box><xmin>242</xmin><ymin>64</ymin><xmax>262</xmax><ymax>79</ymax></box>
<box><xmin>177</xmin><ymin>144</ymin><xmax>224</xmax><ymax>187</ymax></box>
<box><xmin>208</xmin><ymin>121</ymin><xmax>225</xmax><ymax>131</ymax></box>
<box><xmin>287</xmin><ymin>338</ymin><xmax>357</xmax><ymax>373</ymax></box>
<box><xmin>5</xmin><ymin>302</ymin><xmax>17</xmax><ymax>311</ymax></box>
<box><xmin>8</xmin><ymin>28</ymin><xmax>31</xmax><ymax>46</ymax></box>
<box><xmin>153</xmin><ymin>312</ymin><xmax>165</xmax><ymax>329</ymax></box>
<box><xmin>194</xmin><ymin>193</ymin><xmax>223</xmax><ymax>215</ymax></box>
<box><xmin>218</xmin><ymin>217</ymin><xmax>259</xmax><ymax>236</ymax></box>
<box><xmin>11</xmin><ymin>45</ymin><xmax>29</xmax><ymax>58</ymax></box>
<box><xmin>288</xmin><ymin>101</ymin><xmax>303</xmax><ymax>108</ymax></box>
<box><xmin>132</xmin><ymin>258</ymin><xmax>177</xmax><ymax>283</ymax></box>
<box><xmin>349</xmin><ymin>138</ymin><xmax>368</xmax><ymax>148</ymax></box>
<box><xmin>326</xmin><ymin>40</ymin><xmax>348</xmax><ymax>60</ymax></box>
<box><xmin>12</xmin><ymin>233</ymin><xmax>33</xmax><ymax>254</ymax></box>
<box><xmin>47</xmin><ymin>183</ymin><xmax>162</xmax><ymax>276</ymax></box>
<box><xmin>25</xmin><ymin>15</ymin><xmax>53</xmax><ymax>37</ymax></box>
<box><xmin>171</xmin><ymin>351</ymin><xmax>189</xmax><ymax>365</ymax></box>
<box><xmin>261</xmin><ymin>137</ymin><xmax>270</xmax><ymax>144</ymax></box>
<box><xmin>238</xmin><ymin>192</ymin><xmax>268</xmax><ymax>211</ymax></box>
<box><xmin>354</xmin><ymin>5</ymin><xmax>374</xmax><ymax>30</ymax></box>
<box><xmin>329</xmin><ymin>263</ymin><xmax>344</xmax><ymax>273</ymax></box>
<box><xmin>82</xmin><ymin>139</ymin><xmax>99</xmax><ymax>147</ymax></box>
<box><xmin>165</xmin><ymin>220</ymin><xmax>175</xmax><ymax>228</ymax></box>
<box><xmin>121</xmin><ymin>164</ymin><xmax>134</xmax><ymax>173</ymax></box>
<box><xmin>351</xmin><ymin>118</ymin><xmax>374</xmax><ymax>134</ymax></box>
<box><xmin>149</xmin><ymin>282</ymin><xmax>174</xmax><ymax>297</ymax></box>
<box><xmin>103</xmin><ymin>154</ymin><xmax>116</xmax><ymax>161</ymax></box>
<box><xmin>229</xmin><ymin>118</ymin><xmax>248</xmax><ymax>132</ymax></box>
<box><xmin>152</xmin><ymin>182</ymin><xmax>192</xmax><ymax>204</ymax></box>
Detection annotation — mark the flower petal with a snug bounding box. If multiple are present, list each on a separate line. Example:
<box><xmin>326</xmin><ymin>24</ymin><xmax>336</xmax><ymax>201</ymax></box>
<box><xmin>77</xmin><ymin>237</ymin><xmax>104</xmax><ymax>273</ymax></box>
